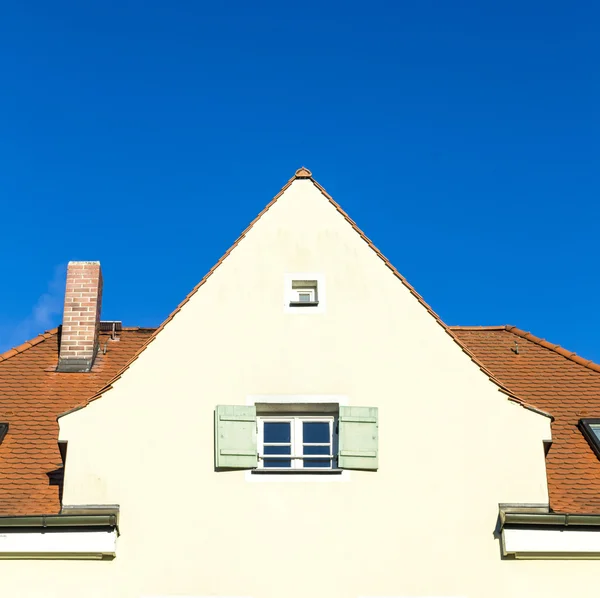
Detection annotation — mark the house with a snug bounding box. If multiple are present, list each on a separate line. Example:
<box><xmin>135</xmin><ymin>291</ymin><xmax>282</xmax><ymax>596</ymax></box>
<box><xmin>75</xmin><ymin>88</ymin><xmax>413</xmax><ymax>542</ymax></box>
<box><xmin>1</xmin><ymin>167</ymin><xmax>600</xmax><ymax>597</ymax></box>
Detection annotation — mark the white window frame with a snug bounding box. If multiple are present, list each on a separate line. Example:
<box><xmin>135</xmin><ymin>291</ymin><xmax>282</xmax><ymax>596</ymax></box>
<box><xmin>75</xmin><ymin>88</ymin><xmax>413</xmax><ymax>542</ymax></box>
<box><xmin>284</xmin><ymin>273</ymin><xmax>326</xmax><ymax>314</ymax></box>
<box><xmin>293</xmin><ymin>287</ymin><xmax>316</xmax><ymax>303</ymax></box>
<box><xmin>245</xmin><ymin>395</ymin><xmax>349</xmax><ymax>483</ymax></box>
<box><xmin>257</xmin><ymin>415</ymin><xmax>337</xmax><ymax>470</ymax></box>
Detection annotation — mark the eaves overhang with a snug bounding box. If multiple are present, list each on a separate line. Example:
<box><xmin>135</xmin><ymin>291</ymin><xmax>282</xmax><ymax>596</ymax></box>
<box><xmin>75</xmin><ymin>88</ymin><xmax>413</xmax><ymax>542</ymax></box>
<box><xmin>0</xmin><ymin>513</ymin><xmax>118</xmax><ymax>560</ymax></box>
<box><xmin>499</xmin><ymin>506</ymin><xmax>600</xmax><ymax>559</ymax></box>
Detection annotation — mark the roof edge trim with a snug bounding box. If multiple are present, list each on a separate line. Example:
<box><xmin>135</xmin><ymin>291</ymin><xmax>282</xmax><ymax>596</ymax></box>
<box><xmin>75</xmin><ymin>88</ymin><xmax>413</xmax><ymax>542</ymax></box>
<box><xmin>449</xmin><ymin>325</ymin><xmax>508</xmax><ymax>331</ymax></box>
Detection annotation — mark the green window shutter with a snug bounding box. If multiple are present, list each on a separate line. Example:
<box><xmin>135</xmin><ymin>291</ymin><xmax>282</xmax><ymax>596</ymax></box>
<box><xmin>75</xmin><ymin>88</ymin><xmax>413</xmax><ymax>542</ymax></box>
<box><xmin>338</xmin><ymin>406</ymin><xmax>378</xmax><ymax>470</ymax></box>
<box><xmin>215</xmin><ymin>405</ymin><xmax>257</xmax><ymax>469</ymax></box>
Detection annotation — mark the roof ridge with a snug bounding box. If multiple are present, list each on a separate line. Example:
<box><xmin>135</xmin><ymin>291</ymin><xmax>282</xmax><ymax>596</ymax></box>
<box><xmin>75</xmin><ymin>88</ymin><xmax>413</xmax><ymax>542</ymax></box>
<box><xmin>61</xmin><ymin>169</ymin><xmax>549</xmax><ymax>420</ymax></box>
<box><xmin>449</xmin><ymin>325</ymin><xmax>508</xmax><ymax>331</ymax></box>
<box><xmin>452</xmin><ymin>324</ymin><xmax>600</xmax><ymax>375</ymax></box>
<box><xmin>505</xmin><ymin>326</ymin><xmax>600</xmax><ymax>374</ymax></box>
<box><xmin>0</xmin><ymin>328</ymin><xmax>58</xmax><ymax>363</ymax></box>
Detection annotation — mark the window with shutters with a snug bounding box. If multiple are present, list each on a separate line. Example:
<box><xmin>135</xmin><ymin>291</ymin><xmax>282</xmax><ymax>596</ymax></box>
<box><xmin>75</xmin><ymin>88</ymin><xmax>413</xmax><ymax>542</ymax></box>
<box><xmin>215</xmin><ymin>403</ymin><xmax>378</xmax><ymax>472</ymax></box>
<box><xmin>258</xmin><ymin>415</ymin><xmax>337</xmax><ymax>469</ymax></box>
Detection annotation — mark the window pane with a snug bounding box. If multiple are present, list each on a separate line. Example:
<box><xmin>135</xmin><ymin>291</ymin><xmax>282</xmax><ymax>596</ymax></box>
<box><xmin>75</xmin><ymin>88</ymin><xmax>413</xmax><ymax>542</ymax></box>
<box><xmin>264</xmin><ymin>445</ymin><xmax>291</xmax><ymax>455</ymax></box>
<box><xmin>591</xmin><ymin>424</ymin><xmax>600</xmax><ymax>441</ymax></box>
<box><xmin>264</xmin><ymin>459</ymin><xmax>291</xmax><ymax>468</ymax></box>
<box><xmin>303</xmin><ymin>445</ymin><xmax>330</xmax><ymax>455</ymax></box>
<box><xmin>303</xmin><ymin>458</ymin><xmax>330</xmax><ymax>468</ymax></box>
<box><xmin>303</xmin><ymin>421</ymin><xmax>330</xmax><ymax>443</ymax></box>
<box><xmin>299</xmin><ymin>293</ymin><xmax>311</xmax><ymax>302</ymax></box>
<box><xmin>264</xmin><ymin>422</ymin><xmax>291</xmax><ymax>443</ymax></box>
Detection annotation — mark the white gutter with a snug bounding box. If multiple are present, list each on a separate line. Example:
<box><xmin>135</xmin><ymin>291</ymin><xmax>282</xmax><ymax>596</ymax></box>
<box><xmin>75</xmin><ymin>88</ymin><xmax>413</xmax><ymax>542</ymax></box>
<box><xmin>0</xmin><ymin>513</ymin><xmax>118</xmax><ymax>559</ymax></box>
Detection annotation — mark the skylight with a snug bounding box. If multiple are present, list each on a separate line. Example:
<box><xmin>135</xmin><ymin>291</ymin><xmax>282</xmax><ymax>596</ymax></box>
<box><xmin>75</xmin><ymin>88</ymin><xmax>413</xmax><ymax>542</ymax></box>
<box><xmin>579</xmin><ymin>419</ymin><xmax>600</xmax><ymax>459</ymax></box>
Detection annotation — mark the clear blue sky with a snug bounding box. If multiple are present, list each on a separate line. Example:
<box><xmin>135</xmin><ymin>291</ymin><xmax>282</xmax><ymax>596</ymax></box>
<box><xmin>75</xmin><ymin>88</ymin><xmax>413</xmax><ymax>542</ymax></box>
<box><xmin>1</xmin><ymin>1</ymin><xmax>599</xmax><ymax>360</ymax></box>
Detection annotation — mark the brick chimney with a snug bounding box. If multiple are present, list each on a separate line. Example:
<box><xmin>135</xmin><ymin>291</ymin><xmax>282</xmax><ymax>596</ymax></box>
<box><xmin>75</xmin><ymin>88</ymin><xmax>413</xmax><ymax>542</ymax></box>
<box><xmin>57</xmin><ymin>261</ymin><xmax>103</xmax><ymax>373</ymax></box>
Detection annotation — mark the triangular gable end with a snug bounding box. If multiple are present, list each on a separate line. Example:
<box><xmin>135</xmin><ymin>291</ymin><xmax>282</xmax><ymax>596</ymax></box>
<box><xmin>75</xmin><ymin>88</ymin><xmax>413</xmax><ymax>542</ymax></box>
<box><xmin>58</xmin><ymin>168</ymin><xmax>551</xmax><ymax>421</ymax></box>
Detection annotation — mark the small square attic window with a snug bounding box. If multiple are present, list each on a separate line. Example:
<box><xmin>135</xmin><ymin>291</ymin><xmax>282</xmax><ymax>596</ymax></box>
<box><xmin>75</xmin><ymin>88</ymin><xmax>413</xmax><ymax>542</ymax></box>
<box><xmin>290</xmin><ymin>280</ymin><xmax>318</xmax><ymax>307</ymax></box>
<box><xmin>284</xmin><ymin>273</ymin><xmax>326</xmax><ymax>314</ymax></box>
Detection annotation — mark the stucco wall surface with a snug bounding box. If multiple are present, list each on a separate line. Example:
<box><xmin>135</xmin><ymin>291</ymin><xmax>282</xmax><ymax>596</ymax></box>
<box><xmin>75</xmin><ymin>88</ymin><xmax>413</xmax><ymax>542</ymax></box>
<box><xmin>1</xmin><ymin>179</ymin><xmax>584</xmax><ymax>598</ymax></box>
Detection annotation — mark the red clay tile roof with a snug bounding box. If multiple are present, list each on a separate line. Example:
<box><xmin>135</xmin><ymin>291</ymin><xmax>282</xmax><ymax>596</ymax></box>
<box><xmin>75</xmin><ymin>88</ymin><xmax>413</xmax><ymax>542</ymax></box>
<box><xmin>2</xmin><ymin>170</ymin><xmax>598</xmax><ymax>517</ymax></box>
<box><xmin>0</xmin><ymin>328</ymin><xmax>154</xmax><ymax>515</ymax></box>
<box><xmin>452</xmin><ymin>325</ymin><xmax>600</xmax><ymax>514</ymax></box>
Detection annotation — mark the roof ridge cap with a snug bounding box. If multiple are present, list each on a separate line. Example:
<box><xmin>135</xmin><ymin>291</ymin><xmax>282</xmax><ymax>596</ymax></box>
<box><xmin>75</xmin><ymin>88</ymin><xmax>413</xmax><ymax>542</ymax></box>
<box><xmin>294</xmin><ymin>166</ymin><xmax>312</xmax><ymax>178</ymax></box>
<box><xmin>0</xmin><ymin>328</ymin><xmax>58</xmax><ymax>363</ymax></box>
<box><xmin>449</xmin><ymin>325</ymin><xmax>508</xmax><ymax>331</ymax></box>
<box><xmin>506</xmin><ymin>326</ymin><xmax>600</xmax><ymax>373</ymax></box>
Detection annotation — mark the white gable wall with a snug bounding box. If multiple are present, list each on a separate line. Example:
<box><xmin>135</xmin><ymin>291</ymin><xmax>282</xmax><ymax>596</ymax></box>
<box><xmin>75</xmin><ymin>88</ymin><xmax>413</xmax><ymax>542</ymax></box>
<box><xmin>4</xmin><ymin>177</ymin><xmax>578</xmax><ymax>597</ymax></box>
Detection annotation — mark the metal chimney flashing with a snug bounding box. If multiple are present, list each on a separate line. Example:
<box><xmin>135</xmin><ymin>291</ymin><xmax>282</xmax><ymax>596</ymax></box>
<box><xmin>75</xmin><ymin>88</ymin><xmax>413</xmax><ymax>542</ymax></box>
<box><xmin>56</xmin><ymin>357</ymin><xmax>95</xmax><ymax>373</ymax></box>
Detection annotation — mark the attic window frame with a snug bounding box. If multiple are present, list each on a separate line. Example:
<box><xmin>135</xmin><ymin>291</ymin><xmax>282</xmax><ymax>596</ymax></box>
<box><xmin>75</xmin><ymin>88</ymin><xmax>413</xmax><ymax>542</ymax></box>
<box><xmin>290</xmin><ymin>280</ymin><xmax>319</xmax><ymax>307</ymax></box>
<box><xmin>579</xmin><ymin>418</ymin><xmax>600</xmax><ymax>460</ymax></box>
<box><xmin>284</xmin><ymin>273</ymin><xmax>326</xmax><ymax>314</ymax></box>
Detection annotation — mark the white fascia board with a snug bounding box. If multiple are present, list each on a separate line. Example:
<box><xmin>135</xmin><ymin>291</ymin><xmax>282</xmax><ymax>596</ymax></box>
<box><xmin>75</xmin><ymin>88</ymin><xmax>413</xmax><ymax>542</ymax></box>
<box><xmin>0</xmin><ymin>529</ymin><xmax>116</xmax><ymax>559</ymax></box>
<box><xmin>503</xmin><ymin>528</ymin><xmax>600</xmax><ymax>559</ymax></box>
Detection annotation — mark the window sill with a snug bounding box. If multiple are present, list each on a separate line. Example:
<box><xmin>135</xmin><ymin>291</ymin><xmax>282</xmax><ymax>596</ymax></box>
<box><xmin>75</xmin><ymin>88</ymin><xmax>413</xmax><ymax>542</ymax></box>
<box><xmin>252</xmin><ymin>469</ymin><xmax>343</xmax><ymax>475</ymax></box>
<box><xmin>288</xmin><ymin>301</ymin><xmax>319</xmax><ymax>307</ymax></box>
